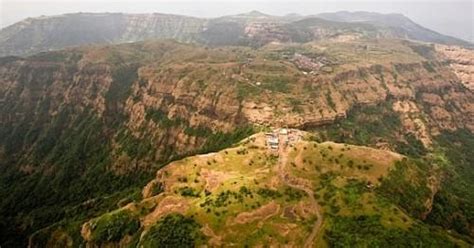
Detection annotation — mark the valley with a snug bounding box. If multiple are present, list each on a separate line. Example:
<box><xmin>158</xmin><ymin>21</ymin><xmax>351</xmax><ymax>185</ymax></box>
<box><xmin>0</xmin><ymin>9</ymin><xmax>473</xmax><ymax>248</ymax></box>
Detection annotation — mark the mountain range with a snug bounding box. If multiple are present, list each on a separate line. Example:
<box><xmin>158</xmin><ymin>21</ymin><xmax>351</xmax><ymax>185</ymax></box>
<box><xmin>0</xmin><ymin>10</ymin><xmax>473</xmax><ymax>248</ymax></box>
<box><xmin>0</xmin><ymin>11</ymin><xmax>471</xmax><ymax>57</ymax></box>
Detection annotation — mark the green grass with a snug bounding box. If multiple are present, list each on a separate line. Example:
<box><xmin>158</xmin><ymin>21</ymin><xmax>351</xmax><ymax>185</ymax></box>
<box><xmin>341</xmin><ymin>179</ymin><xmax>367</xmax><ymax>206</ymax></box>
<box><xmin>237</xmin><ymin>82</ymin><xmax>262</xmax><ymax>100</ymax></box>
<box><xmin>261</xmin><ymin>77</ymin><xmax>290</xmax><ymax>93</ymax></box>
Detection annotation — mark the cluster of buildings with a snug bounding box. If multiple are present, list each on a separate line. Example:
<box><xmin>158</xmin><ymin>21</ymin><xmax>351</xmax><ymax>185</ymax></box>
<box><xmin>292</xmin><ymin>53</ymin><xmax>324</xmax><ymax>72</ymax></box>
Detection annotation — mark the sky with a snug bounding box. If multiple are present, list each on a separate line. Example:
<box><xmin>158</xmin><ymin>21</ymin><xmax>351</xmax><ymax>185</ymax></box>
<box><xmin>1</xmin><ymin>0</ymin><xmax>473</xmax><ymax>42</ymax></box>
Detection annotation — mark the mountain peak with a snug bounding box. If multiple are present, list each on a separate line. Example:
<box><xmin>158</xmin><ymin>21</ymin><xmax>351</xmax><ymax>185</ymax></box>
<box><xmin>246</xmin><ymin>10</ymin><xmax>268</xmax><ymax>16</ymax></box>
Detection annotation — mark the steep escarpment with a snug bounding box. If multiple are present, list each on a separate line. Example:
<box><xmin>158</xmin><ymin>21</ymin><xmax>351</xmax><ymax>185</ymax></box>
<box><xmin>234</xmin><ymin>42</ymin><xmax>473</xmax><ymax>136</ymax></box>
<box><xmin>435</xmin><ymin>45</ymin><xmax>474</xmax><ymax>90</ymax></box>
<box><xmin>0</xmin><ymin>39</ymin><xmax>473</xmax><ymax>247</ymax></box>
<box><xmin>0</xmin><ymin>39</ymin><xmax>472</xmax><ymax>180</ymax></box>
<box><xmin>1</xmin><ymin>11</ymin><xmax>471</xmax><ymax>57</ymax></box>
<box><xmin>0</xmin><ymin>13</ymin><xmax>205</xmax><ymax>57</ymax></box>
<box><xmin>0</xmin><ymin>42</ymin><xmax>252</xmax><ymax>247</ymax></box>
<box><xmin>316</xmin><ymin>11</ymin><xmax>472</xmax><ymax>47</ymax></box>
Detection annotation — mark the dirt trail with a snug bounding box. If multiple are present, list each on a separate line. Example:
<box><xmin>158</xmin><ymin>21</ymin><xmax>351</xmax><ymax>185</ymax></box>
<box><xmin>277</xmin><ymin>133</ymin><xmax>323</xmax><ymax>248</ymax></box>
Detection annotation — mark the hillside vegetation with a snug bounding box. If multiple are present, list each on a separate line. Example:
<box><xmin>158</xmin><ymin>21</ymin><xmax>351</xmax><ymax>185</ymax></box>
<box><xmin>1</xmin><ymin>11</ymin><xmax>471</xmax><ymax>57</ymax></box>
<box><xmin>68</xmin><ymin>131</ymin><xmax>470</xmax><ymax>247</ymax></box>
<box><xmin>0</xmin><ymin>38</ymin><xmax>472</xmax><ymax>247</ymax></box>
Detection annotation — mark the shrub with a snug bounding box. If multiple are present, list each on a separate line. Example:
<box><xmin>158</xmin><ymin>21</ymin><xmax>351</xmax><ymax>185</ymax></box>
<box><xmin>376</xmin><ymin>159</ymin><xmax>431</xmax><ymax>218</ymax></box>
<box><xmin>145</xmin><ymin>108</ymin><xmax>185</xmax><ymax>128</ymax></box>
<box><xmin>90</xmin><ymin>209</ymin><xmax>140</xmax><ymax>242</ymax></box>
<box><xmin>284</xmin><ymin>187</ymin><xmax>306</xmax><ymax>202</ymax></box>
<box><xmin>139</xmin><ymin>214</ymin><xmax>204</xmax><ymax>247</ymax></box>
<box><xmin>179</xmin><ymin>187</ymin><xmax>200</xmax><ymax>197</ymax></box>
<box><xmin>201</xmin><ymin>126</ymin><xmax>254</xmax><ymax>153</ymax></box>
<box><xmin>257</xmin><ymin>188</ymin><xmax>282</xmax><ymax>199</ymax></box>
<box><xmin>426</xmin><ymin>129</ymin><xmax>474</xmax><ymax>236</ymax></box>
<box><xmin>106</xmin><ymin>64</ymin><xmax>139</xmax><ymax>110</ymax></box>
<box><xmin>325</xmin><ymin>91</ymin><xmax>336</xmax><ymax>110</ymax></box>
<box><xmin>150</xmin><ymin>182</ymin><xmax>164</xmax><ymax>196</ymax></box>
<box><xmin>325</xmin><ymin>215</ymin><xmax>456</xmax><ymax>247</ymax></box>
<box><xmin>184</xmin><ymin>125</ymin><xmax>213</xmax><ymax>137</ymax></box>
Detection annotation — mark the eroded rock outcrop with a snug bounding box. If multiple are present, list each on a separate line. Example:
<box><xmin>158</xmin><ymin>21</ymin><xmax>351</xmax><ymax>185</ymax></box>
<box><xmin>1</xmin><ymin>41</ymin><xmax>473</xmax><ymax>176</ymax></box>
<box><xmin>436</xmin><ymin>45</ymin><xmax>474</xmax><ymax>91</ymax></box>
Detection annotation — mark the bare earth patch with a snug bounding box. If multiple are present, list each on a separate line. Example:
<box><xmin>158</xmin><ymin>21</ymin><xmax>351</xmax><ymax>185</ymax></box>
<box><xmin>142</xmin><ymin>179</ymin><xmax>161</xmax><ymax>198</ymax></box>
<box><xmin>200</xmin><ymin>168</ymin><xmax>236</xmax><ymax>191</ymax></box>
<box><xmin>271</xmin><ymin>223</ymin><xmax>297</xmax><ymax>237</ymax></box>
<box><xmin>294</xmin><ymin>201</ymin><xmax>318</xmax><ymax>219</ymax></box>
<box><xmin>282</xmin><ymin>206</ymin><xmax>297</xmax><ymax>220</ymax></box>
<box><xmin>142</xmin><ymin>196</ymin><xmax>190</xmax><ymax>227</ymax></box>
<box><xmin>233</xmin><ymin>201</ymin><xmax>280</xmax><ymax>225</ymax></box>
<box><xmin>201</xmin><ymin>224</ymin><xmax>223</xmax><ymax>246</ymax></box>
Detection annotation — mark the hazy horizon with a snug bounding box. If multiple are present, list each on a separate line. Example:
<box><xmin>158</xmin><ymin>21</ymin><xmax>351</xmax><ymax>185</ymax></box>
<box><xmin>1</xmin><ymin>0</ymin><xmax>473</xmax><ymax>43</ymax></box>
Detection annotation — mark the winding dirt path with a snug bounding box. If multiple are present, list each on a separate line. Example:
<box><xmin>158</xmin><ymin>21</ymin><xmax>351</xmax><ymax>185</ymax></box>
<box><xmin>277</xmin><ymin>134</ymin><xmax>323</xmax><ymax>248</ymax></box>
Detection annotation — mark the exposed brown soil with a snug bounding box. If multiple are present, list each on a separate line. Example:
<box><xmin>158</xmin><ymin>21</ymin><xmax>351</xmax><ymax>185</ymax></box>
<box><xmin>234</xmin><ymin>201</ymin><xmax>280</xmax><ymax>225</ymax></box>
<box><xmin>201</xmin><ymin>224</ymin><xmax>223</xmax><ymax>247</ymax></box>
<box><xmin>277</xmin><ymin>131</ymin><xmax>323</xmax><ymax>248</ymax></box>
<box><xmin>142</xmin><ymin>196</ymin><xmax>190</xmax><ymax>227</ymax></box>
<box><xmin>200</xmin><ymin>168</ymin><xmax>236</xmax><ymax>192</ymax></box>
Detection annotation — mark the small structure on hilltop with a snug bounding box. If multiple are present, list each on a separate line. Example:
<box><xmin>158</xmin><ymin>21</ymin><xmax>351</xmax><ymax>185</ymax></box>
<box><xmin>265</xmin><ymin>132</ymin><xmax>279</xmax><ymax>150</ymax></box>
<box><xmin>268</xmin><ymin>137</ymin><xmax>279</xmax><ymax>149</ymax></box>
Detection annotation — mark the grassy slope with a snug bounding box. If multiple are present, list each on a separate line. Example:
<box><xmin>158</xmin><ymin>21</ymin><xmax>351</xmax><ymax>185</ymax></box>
<box><xmin>75</xmin><ymin>132</ymin><xmax>469</xmax><ymax>247</ymax></box>
<box><xmin>311</xmin><ymin>99</ymin><xmax>474</xmax><ymax>244</ymax></box>
<box><xmin>1</xmin><ymin>39</ymin><xmax>471</xmax><ymax>247</ymax></box>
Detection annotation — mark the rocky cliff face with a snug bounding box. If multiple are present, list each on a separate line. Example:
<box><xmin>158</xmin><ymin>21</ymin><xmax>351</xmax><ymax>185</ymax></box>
<box><xmin>316</xmin><ymin>11</ymin><xmax>471</xmax><ymax>47</ymax></box>
<box><xmin>0</xmin><ymin>42</ymin><xmax>246</xmax><ymax>174</ymax></box>
<box><xmin>1</xmin><ymin>39</ymin><xmax>473</xmax><ymax>247</ymax></box>
<box><xmin>0</xmin><ymin>13</ymin><xmax>206</xmax><ymax>57</ymax></box>
<box><xmin>1</xmin><ymin>40</ymin><xmax>472</xmax><ymax>173</ymax></box>
<box><xmin>1</xmin><ymin>11</ymin><xmax>471</xmax><ymax>57</ymax></box>
<box><xmin>0</xmin><ymin>40</ymin><xmax>472</xmax><ymax>189</ymax></box>
<box><xmin>436</xmin><ymin>45</ymin><xmax>474</xmax><ymax>91</ymax></box>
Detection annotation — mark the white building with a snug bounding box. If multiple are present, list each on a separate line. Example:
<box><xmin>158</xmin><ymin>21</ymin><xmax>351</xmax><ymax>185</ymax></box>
<box><xmin>279</xmin><ymin>128</ymin><xmax>288</xmax><ymax>135</ymax></box>
<box><xmin>267</xmin><ymin>136</ymin><xmax>279</xmax><ymax>149</ymax></box>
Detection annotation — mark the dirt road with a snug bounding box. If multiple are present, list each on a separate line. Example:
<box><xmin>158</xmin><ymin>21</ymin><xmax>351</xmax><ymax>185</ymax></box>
<box><xmin>277</xmin><ymin>133</ymin><xmax>323</xmax><ymax>248</ymax></box>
